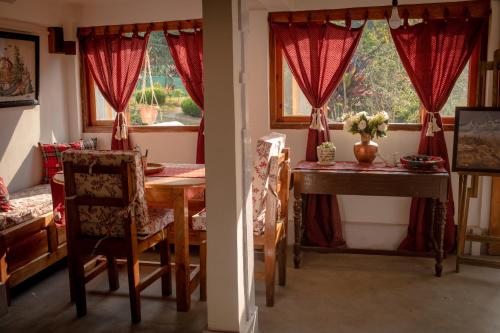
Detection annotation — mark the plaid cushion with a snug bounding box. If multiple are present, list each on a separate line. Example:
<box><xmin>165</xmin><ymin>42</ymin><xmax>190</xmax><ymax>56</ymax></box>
<box><xmin>80</xmin><ymin>137</ymin><xmax>97</xmax><ymax>150</ymax></box>
<box><xmin>39</xmin><ymin>142</ymin><xmax>82</xmax><ymax>183</ymax></box>
<box><xmin>0</xmin><ymin>176</ymin><xmax>10</xmax><ymax>212</ymax></box>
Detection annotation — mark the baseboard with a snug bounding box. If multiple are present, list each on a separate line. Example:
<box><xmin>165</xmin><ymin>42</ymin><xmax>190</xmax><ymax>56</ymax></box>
<box><xmin>203</xmin><ymin>307</ymin><xmax>258</xmax><ymax>333</ymax></box>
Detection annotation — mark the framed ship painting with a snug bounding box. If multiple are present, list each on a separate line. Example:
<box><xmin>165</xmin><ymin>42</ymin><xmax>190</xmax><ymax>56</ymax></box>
<box><xmin>453</xmin><ymin>107</ymin><xmax>500</xmax><ymax>174</ymax></box>
<box><xmin>0</xmin><ymin>31</ymin><xmax>39</xmax><ymax>108</ymax></box>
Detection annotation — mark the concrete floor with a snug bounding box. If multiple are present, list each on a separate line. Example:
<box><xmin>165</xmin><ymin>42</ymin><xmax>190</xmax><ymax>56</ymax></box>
<box><xmin>1</xmin><ymin>250</ymin><xmax>500</xmax><ymax>333</ymax></box>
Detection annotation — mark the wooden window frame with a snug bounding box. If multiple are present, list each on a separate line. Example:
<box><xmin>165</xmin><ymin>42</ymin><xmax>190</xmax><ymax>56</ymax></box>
<box><xmin>79</xmin><ymin>19</ymin><xmax>202</xmax><ymax>133</ymax></box>
<box><xmin>269</xmin><ymin>0</ymin><xmax>490</xmax><ymax>131</ymax></box>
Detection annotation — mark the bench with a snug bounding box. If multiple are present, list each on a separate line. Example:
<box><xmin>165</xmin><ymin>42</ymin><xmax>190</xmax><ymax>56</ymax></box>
<box><xmin>0</xmin><ymin>184</ymin><xmax>67</xmax><ymax>305</ymax></box>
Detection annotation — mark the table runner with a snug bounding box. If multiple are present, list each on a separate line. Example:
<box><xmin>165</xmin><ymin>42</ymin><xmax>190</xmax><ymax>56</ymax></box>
<box><xmin>149</xmin><ymin>163</ymin><xmax>205</xmax><ymax>178</ymax></box>
<box><xmin>295</xmin><ymin>161</ymin><xmax>448</xmax><ymax>174</ymax></box>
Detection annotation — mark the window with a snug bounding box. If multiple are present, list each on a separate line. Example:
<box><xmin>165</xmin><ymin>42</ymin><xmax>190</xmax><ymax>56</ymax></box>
<box><xmin>270</xmin><ymin>11</ymin><xmax>482</xmax><ymax>130</ymax></box>
<box><xmin>82</xmin><ymin>22</ymin><xmax>202</xmax><ymax>132</ymax></box>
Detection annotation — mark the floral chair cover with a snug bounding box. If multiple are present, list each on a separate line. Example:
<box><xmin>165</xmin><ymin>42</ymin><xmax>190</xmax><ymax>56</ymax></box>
<box><xmin>62</xmin><ymin>150</ymin><xmax>173</xmax><ymax>239</ymax></box>
<box><xmin>192</xmin><ymin>133</ymin><xmax>285</xmax><ymax>235</ymax></box>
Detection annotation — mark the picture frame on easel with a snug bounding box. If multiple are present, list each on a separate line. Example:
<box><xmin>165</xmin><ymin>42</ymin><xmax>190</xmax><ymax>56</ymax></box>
<box><xmin>452</xmin><ymin>106</ymin><xmax>500</xmax><ymax>174</ymax></box>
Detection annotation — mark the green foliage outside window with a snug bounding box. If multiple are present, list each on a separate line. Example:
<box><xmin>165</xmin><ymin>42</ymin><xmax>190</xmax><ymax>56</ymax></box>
<box><xmin>283</xmin><ymin>20</ymin><xmax>468</xmax><ymax>123</ymax></box>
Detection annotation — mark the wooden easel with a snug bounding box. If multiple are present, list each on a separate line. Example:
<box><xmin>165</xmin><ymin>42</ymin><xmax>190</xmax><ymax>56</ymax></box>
<box><xmin>456</xmin><ymin>49</ymin><xmax>500</xmax><ymax>272</ymax></box>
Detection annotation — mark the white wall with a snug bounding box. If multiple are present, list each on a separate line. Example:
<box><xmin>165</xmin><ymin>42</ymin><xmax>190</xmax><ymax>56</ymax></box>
<box><xmin>0</xmin><ymin>0</ymin><xmax>74</xmax><ymax>191</ymax></box>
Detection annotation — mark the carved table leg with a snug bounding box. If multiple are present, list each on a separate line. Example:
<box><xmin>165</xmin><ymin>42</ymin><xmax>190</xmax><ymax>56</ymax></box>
<box><xmin>293</xmin><ymin>194</ymin><xmax>302</xmax><ymax>268</ymax></box>
<box><xmin>434</xmin><ymin>200</ymin><xmax>446</xmax><ymax>277</ymax></box>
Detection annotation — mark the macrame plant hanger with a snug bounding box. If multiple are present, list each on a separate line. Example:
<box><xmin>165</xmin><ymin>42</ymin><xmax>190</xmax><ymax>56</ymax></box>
<box><xmin>138</xmin><ymin>51</ymin><xmax>159</xmax><ymax>124</ymax></box>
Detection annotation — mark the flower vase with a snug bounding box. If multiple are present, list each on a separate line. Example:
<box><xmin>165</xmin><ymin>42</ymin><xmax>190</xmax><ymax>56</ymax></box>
<box><xmin>354</xmin><ymin>133</ymin><xmax>378</xmax><ymax>164</ymax></box>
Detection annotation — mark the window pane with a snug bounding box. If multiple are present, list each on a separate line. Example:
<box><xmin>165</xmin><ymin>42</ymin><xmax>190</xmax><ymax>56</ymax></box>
<box><xmin>441</xmin><ymin>64</ymin><xmax>468</xmax><ymax>117</ymax></box>
<box><xmin>282</xmin><ymin>20</ymin><xmax>469</xmax><ymax>124</ymax></box>
<box><xmin>93</xmin><ymin>31</ymin><xmax>201</xmax><ymax>126</ymax></box>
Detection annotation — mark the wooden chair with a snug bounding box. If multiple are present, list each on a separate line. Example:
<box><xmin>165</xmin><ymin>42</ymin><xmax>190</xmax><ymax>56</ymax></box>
<box><xmin>190</xmin><ymin>133</ymin><xmax>290</xmax><ymax>306</ymax></box>
<box><xmin>254</xmin><ymin>146</ymin><xmax>291</xmax><ymax>306</ymax></box>
<box><xmin>62</xmin><ymin>150</ymin><xmax>175</xmax><ymax>323</ymax></box>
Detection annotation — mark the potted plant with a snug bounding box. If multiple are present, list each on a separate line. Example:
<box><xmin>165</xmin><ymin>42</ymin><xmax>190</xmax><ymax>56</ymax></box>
<box><xmin>343</xmin><ymin>111</ymin><xmax>389</xmax><ymax>164</ymax></box>
<box><xmin>317</xmin><ymin>141</ymin><xmax>336</xmax><ymax>165</ymax></box>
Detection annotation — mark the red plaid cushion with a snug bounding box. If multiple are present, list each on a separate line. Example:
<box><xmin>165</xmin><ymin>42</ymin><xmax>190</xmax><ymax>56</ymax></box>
<box><xmin>0</xmin><ymin>176</ymin><xmax>10</xmax><ymax>212</ymax></box>
<box><xmin>39</xmin><ymin>142</ymin><xmax>82</xmax><ymax>183</ymax></box>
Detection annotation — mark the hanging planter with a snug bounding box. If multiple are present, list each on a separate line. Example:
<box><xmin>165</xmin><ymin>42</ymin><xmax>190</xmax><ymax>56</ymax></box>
<box><xmin>139</xmin><ymin>105</ymin><xmax>158</xmax><ymax>124</ymax></box>
<box><xmin>138</xmin><ymin>51</ymin><xmax>159</xmax><ymax>125</ymax></box>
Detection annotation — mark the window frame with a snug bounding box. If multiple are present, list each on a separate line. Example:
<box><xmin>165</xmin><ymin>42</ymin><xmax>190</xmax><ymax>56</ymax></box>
<box><xmin>268</xmin><ymin>1</ymin><xmax>489</xmax><ymax>131</ymax></box>
<box><xmin>79</xmin><ymin>19</ymin><xmax>203</xmax><ymax>133</ymax></box>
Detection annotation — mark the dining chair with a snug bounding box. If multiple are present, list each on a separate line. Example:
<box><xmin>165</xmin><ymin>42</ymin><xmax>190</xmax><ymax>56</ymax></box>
<box><xmin>62</xmin><ymin>150</ymin><xmax>174</xmax><ymax>323</ymax></box>
<box><xmin>252</xmin><ymin>134</ymin><xmax>290</xmax><ymax>306</ymax></box>
<box><xmin>191</xmin><ymin>133</ymin><xmax>291</xmax><ymax>306</ymax></box>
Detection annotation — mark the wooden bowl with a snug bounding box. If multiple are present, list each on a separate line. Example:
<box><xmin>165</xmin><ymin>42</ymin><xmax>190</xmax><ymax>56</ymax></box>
<box><xmin>144</xmin><ymin>163</ymin><xmax>165</xmax><ymax>175</ymax></box>
<box><xmin>400</xmin><ymin>155</ymin><xmax>444</xmax><ymax>170</ymax></box>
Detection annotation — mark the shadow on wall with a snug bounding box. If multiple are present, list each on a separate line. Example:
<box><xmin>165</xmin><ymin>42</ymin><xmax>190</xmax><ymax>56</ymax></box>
<box><xmin>9</xmin><ymin>144</ymin><xmax>42</xmax><ymax>191</ymax></box>
<box><xmin>0</xmin><ymin>106</ymin><xmax>25</xmax><ymax>160</ymax></box>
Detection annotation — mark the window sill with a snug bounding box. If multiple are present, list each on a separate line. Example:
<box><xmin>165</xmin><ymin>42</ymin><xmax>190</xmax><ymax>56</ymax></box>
<box><xmin>270</xmin><ymin>122</ymin><xmax>455</xmax><ymax>131</ymax></box>
<box><xmin>84</xmin><ymin>125</ymin><xmax>200</xmax><ymax>133</ymax></box>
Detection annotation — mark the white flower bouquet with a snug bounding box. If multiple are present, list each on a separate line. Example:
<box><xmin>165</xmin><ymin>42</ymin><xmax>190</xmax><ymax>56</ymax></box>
<box><xmin>343</xmin><ymin>111</ymin><xmax>389</xmax><ymax>138</ymax></box>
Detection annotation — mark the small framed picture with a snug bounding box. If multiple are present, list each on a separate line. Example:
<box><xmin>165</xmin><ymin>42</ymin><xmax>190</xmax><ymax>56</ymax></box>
<box><xmin>452</xmin><ymin>107</ymin><xmax>500</xmax><ymax>174</ymax></box>
<box><xmin>0</xmin><ymin>31</ymin><xmax>39</xmax><ymax>108</ymax></box>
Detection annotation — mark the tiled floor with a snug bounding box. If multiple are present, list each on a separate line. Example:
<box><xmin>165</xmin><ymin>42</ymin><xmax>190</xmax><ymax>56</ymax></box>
<box><xmin>2</xmin><ymin>250</ymin><xmax>500</xmax><ymax>333</ymax></box>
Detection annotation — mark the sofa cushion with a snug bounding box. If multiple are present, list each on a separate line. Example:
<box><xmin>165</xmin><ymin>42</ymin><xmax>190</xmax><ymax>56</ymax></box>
<box><xmin>39</xmin><ymin>142</ymin><xmax>83</xmax><ymax>183</ymax></box>
<box><xmin>0</xmin><ymin>177</ymin><xmax>10</xmax><ymax>212</ymax></box>
<box><xmin>0</xmin><ymin>184</ymin><xmax>53</xmax><ymax>231</ymax></box>
<box><xmin>80</xmin><ymin>138</ymin><xmax>97</xmax><ymax>150</ymax></box>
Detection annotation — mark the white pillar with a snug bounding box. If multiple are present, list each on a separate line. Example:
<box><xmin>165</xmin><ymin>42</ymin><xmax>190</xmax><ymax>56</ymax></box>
<box><xmin>203</xmin><ymin>0</ymin><xmax>257</xmax><ymax>332</ymax></box>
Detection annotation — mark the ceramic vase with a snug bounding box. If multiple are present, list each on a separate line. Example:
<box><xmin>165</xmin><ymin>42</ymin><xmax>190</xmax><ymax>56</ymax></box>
<box><xmin>354</xmin><ymin>133</ymin><xmax>378</xmax><ymax>164</ymax></box>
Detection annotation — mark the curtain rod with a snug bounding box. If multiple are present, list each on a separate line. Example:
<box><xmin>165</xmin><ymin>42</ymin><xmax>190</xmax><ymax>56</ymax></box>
<box><xmin>78</xmin><ymin>19</ymin><xmax>203</xmax><ymax>37</ymax></box>
<box><xmin>268</xmin><ymin>0</ymin><xmax>490</xmax><ymax>22</ymax></box>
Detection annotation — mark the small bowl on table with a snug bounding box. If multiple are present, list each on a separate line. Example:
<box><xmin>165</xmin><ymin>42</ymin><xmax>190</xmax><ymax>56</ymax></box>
<box><xmin>400</xmin><ymin>155</ymin><xmax>444</xmax><ymax>170</ymax></box>
<box><xmin>144</xmin><ymin>163</ymin><xmax>165</xmax><ymax>175</ymax></box>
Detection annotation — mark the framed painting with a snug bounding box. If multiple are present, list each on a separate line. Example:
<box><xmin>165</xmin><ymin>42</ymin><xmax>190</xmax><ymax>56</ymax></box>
<box><xmin>0</xmin><ymin>31</ymin><xmax>39</xmax><ymax>108</ymax></box>
<box><xmin>452</xmin><ymin>107</ymin><xmax>500</xmax><ymax>174</ymax></box>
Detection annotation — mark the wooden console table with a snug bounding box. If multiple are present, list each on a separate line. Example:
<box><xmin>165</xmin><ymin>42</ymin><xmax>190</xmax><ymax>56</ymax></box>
<box><xmin>293</xmin><ymin>161</ymin><xmax>449</xmax><ymax>277</ymax></box>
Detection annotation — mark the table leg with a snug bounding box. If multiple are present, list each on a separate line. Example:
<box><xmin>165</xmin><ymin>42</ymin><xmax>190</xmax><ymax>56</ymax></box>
<box><xmin>293</xmin><ymin>193</ymin><xmax>302</xmax><ymax>268</ymax></box>
<box><xmin>434</xmin><ymin>200</ymin><xmax>446</xmax><ymax>277</ymax></box>
<box><xmin>175</xmin><ymin>188</ymin><xmax>190</xmax><ymax>312</ymax></box>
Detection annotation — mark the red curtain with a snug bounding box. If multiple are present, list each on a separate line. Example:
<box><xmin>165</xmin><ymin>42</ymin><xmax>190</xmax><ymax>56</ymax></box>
<box><xmin>390</xmin><ymin>17</ymin><xmax>485</xmax><ymax>252</ymax></box>
<box><xmin>80</xmin><ymin>30</ymin><xmax>150</xmax><ymax>150</ymax></box>
<box><xmin>272</xmin><ymin>21</ymin><xmax>364</xmax><ymax>247</ymax></box>
<box><xmin>165</xmin><ymin>30</ymin><xmax>205</xmax><ymax>163</ymax></box>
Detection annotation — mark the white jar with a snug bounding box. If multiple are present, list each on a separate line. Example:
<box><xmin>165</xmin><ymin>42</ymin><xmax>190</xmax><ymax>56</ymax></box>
<box><xmin>317</xmin><ymin>144</ymin><xmax>336</xmax><ymax>165</ymax></box>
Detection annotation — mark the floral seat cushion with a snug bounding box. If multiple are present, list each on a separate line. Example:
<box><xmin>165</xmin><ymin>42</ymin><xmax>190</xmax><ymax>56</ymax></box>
<box><xmin>62</xmin><ymin>150</ymin><xmax>173</xmax><ymax>239</ymax></box>
<box><xmin>191</xmin><ymin>133</ymin><xmax>286</xmax><ymax>235</ymax></box>
<box><xmin>0</xmin><ymin>184</ymin><xmax>53</xmax><ymax>231</ymax></box>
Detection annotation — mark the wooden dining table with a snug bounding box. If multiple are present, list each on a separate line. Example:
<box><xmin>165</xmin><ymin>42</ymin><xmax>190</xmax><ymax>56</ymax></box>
<box><xmin>53</xmin><ymin>163</ymin><xmax>205</xmax><ymax>312</ymax></box>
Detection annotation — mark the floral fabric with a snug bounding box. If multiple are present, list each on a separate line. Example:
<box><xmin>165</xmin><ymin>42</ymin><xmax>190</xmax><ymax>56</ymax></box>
<box><xmin>80</xmin><ymin>137</ymin><xmax>98</xmax><ymax>150</ymax></box>
<box><xmin>62</xmin><ymin>150</ymin><xmax>173</xmax><ymax>238</ymax></box>
<box><xmin>0</xmin><ymin>184</ymin><xmax>53</xmax><ymax>231</ymax></box>
<box><xmin>251</xmin><ymin>133</ymin><xmax>285</xmax><ymax>235</ymax></box>
<box><xmin>192</xmin><ymin>208</ymin><xmax>206</xmax><ymax>231</ymax></box>
<box><xmin>0</xmin><ymin>177</ymin><xmax>10</xmax><ymax>212</ymax></box>
<box><xmin>191</xmin><ymin>133</ymin><xmax>285</xmax><ymax>235</ymax></box>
